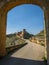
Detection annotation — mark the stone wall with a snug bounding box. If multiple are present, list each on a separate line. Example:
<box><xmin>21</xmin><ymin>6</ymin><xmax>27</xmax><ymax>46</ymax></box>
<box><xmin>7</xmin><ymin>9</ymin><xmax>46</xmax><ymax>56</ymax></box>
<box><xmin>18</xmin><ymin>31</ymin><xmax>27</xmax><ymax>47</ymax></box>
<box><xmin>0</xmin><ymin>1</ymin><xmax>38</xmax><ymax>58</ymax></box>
<box><xmin>0</xmin><ymin>10</ymin><xmax>7</xmax><ymax>56</ymax></box>
<box><xmin>44</xmin><ymin>6</ymin><xmax>49</xmax><ymax>65</ymax></box>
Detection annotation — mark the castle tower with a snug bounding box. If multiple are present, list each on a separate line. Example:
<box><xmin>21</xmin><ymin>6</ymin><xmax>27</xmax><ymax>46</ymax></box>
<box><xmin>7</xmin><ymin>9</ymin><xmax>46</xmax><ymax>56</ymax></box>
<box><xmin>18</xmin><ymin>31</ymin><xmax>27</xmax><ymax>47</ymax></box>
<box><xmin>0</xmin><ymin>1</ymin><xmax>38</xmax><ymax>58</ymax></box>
<box><xmin>22</xmin><ymin>29</ymin><xmax>26</xmax><ymax>39</ymax></box>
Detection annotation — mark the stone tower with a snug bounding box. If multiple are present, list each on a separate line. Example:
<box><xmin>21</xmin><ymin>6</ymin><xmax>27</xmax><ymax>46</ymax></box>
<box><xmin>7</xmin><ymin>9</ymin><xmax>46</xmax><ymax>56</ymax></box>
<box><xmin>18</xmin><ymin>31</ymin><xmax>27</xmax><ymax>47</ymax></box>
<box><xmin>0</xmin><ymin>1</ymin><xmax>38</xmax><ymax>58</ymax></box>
<box><xmin>22</xmin><ymin>29</ymin><xmax>26</xmax><ymax>39</ymax></box>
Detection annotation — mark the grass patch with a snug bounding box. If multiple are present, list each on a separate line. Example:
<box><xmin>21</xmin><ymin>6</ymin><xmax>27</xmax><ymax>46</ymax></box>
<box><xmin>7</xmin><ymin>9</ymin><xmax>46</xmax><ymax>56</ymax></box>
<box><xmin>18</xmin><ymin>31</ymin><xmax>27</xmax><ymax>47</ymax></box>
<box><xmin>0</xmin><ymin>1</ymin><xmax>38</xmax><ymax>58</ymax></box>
<box><xmin>42</xmin><ymin>56</ymin><xmax>47</xmax><ymax>65</ymax></box>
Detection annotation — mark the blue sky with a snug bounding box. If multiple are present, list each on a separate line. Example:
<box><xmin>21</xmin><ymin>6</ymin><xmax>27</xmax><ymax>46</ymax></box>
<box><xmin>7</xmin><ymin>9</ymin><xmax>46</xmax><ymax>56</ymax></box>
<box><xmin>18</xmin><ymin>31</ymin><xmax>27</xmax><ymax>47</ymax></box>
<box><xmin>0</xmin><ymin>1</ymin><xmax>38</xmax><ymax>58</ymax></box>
<box><xmin>6</xmin><ymin>4</ymin><xmax>44</xmax><ymax>35</ymax></box>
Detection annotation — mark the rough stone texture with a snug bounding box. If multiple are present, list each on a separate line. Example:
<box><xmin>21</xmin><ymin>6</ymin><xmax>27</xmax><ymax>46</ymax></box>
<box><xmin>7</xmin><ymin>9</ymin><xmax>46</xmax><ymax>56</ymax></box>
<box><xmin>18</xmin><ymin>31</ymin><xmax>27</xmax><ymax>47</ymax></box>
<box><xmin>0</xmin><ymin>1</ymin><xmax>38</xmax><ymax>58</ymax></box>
<box><xmin>0</xmin><ymin>0</ymin><xmax>49</xmax><ymax>65</ymax></box>
<box><xmin>0</xmin><ymin>11</ymin><xmax>7</xmax><ymax>56</ymax></box>
<box><xmin>45</xmin><ymin>8</ymin><xmax>49</xmax><ymax>65</ymax></box>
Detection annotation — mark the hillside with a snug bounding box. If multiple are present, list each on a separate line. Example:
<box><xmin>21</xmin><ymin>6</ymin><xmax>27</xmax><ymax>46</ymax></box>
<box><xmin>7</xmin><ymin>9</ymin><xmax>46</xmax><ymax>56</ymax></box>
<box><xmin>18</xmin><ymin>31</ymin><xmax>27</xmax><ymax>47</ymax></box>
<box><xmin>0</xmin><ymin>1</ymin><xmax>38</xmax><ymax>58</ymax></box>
<box><xmin>6</xmin><ymin>29</ymin><xmax>34</xmax><ymax>39</ymax></box>
<box><xmin>6</xmin><ymin>29</ymin><xmax>34</xmax><ymax>47</ymax></box>
<box><xmin>6</xmin><ymin>33</ymin><xmax>16</xmax><ymax>38</ymax></box>
<box><xmin>35</xmin><ymin>30</ymin><xmax>44</xmax><ymax>37</ymax></box>
<box><xmin>29</xmin><ymin>30</ymin><xmax>45</xmax><ymax>46</ymax></box>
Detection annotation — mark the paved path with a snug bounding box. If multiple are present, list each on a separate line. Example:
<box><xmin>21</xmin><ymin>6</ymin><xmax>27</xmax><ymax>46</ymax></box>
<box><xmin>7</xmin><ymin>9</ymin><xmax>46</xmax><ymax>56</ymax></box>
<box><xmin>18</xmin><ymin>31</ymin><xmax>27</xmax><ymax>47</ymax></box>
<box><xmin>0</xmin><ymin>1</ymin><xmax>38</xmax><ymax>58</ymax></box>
<box><xmin>0</xmin><ymin>40</ymin><xmax>45</xmax><ymax>65</ymax></box>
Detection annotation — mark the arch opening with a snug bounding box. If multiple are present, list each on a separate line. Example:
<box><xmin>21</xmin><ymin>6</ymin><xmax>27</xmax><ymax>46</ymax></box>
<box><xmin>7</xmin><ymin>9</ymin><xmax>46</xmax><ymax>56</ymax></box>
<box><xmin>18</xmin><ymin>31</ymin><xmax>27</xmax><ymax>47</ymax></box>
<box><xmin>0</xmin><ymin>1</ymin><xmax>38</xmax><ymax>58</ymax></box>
<box><xmin>6</xmin><ymin>4</ymin><xmax>45</xmax><ymax>62</ymax></box>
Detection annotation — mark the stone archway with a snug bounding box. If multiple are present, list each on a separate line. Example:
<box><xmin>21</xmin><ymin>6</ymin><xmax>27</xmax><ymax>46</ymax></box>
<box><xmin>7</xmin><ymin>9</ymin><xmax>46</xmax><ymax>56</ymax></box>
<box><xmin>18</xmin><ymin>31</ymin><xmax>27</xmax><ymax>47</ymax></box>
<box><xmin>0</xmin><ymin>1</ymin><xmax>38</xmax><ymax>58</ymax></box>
<box><xmin>0</xmin><ymin>0</ymin><xmax>49</xmax><ymax>64</ymax></box>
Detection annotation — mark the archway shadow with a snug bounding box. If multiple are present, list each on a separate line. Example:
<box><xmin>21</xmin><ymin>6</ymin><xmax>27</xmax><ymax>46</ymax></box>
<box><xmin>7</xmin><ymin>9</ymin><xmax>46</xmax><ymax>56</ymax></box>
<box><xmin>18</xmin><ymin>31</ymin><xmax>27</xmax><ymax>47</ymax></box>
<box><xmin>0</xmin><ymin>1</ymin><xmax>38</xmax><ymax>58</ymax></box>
<box><xmin>0</xmin><ymin>56</ymin><xmax>46</xmax><ymax>65</ymax></box>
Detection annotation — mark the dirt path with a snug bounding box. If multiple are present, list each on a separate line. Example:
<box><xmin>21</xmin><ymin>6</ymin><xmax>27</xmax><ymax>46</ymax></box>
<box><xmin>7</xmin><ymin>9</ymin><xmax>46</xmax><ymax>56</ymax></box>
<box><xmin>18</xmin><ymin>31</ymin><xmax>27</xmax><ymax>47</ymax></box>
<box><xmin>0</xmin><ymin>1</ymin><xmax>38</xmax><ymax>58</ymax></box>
<box><xmin>0</xmin><ymin>40</ymin><xmax>45</xmax><ymax>65</ymax></box>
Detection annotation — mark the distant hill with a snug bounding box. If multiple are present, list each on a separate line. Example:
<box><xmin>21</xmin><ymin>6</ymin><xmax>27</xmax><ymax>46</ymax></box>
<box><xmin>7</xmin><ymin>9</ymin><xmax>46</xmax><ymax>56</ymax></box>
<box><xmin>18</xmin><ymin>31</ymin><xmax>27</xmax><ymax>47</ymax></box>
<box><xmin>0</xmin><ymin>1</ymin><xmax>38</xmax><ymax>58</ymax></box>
<box><xmin>6</xmin><ymin>29</ymin><xmax>34</xmax><ymax>39</ymax></box>
<box><xmin>6</xmin><ymin>30</ymin><xmax>44</xmax><ymax>39</ymax></box>
<box><xmin>35</xmin><ymin>30</ymin><xmax>44</xmax><ymax>37</ymax></box>
<box><xmin>6</xmin><ymin>33</ymin><xmax>16</xmax><ymax>38</ymax></box>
